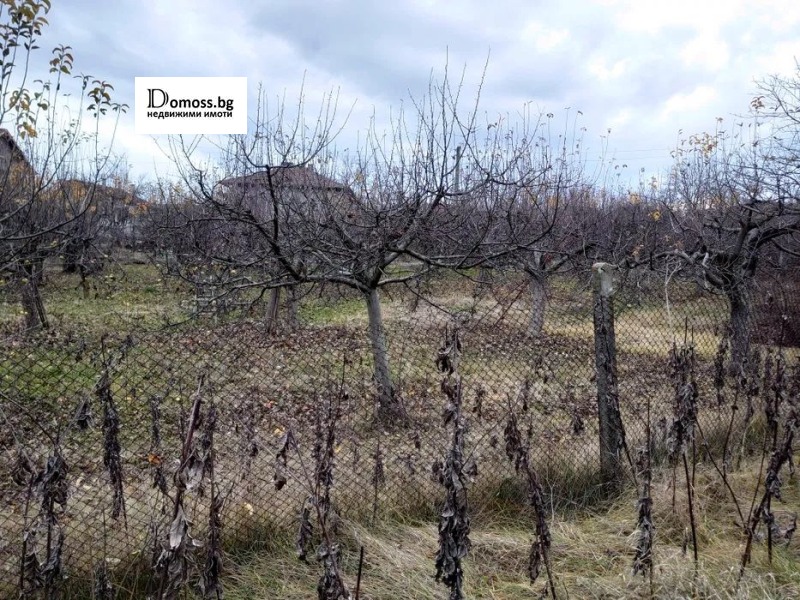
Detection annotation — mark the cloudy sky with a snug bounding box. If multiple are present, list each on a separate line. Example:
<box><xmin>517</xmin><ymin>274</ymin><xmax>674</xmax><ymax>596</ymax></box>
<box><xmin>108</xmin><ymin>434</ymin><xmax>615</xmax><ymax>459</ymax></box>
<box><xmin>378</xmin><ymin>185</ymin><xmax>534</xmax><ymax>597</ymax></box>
<box><xmin>28</xmin><ymin>0</ymin><xmax>800</xmax><ymax>186</ymax></box>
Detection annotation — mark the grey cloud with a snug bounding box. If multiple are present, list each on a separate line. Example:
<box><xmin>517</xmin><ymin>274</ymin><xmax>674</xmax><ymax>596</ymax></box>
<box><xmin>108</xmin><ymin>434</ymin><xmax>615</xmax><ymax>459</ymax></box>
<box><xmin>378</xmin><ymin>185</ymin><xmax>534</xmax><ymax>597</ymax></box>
<box><xmin>251</xmin><ymin>1</ymin><xmax>500</xmax><ymax>102</ymax></box>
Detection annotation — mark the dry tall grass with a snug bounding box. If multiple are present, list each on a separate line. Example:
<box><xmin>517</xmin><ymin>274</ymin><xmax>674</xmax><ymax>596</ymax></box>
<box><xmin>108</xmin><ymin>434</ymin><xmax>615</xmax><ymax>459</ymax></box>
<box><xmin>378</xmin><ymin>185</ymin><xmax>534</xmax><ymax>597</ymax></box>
<box><xmin>222</xmin><ymin>457</ymin><xmax>799</xmax><ymax>599</ymax></box>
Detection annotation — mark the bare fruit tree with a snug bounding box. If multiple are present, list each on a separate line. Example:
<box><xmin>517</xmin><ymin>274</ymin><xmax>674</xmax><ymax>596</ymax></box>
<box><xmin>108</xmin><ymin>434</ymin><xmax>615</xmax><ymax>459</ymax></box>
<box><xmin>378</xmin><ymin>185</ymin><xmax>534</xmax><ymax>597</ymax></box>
<box><xmin>0</xmin><ymin>0</ymin><xmax>127</xmax><ymax>331</ymax></box>
<box><xmin>164</xmin><ymin>68</ymin><xmax>557</xmax><ymax>424</ymax></box>
<box><xmin>631</xmin><ymin>67</ymin><xmax>800</xmax><ymax>373</ymax></box>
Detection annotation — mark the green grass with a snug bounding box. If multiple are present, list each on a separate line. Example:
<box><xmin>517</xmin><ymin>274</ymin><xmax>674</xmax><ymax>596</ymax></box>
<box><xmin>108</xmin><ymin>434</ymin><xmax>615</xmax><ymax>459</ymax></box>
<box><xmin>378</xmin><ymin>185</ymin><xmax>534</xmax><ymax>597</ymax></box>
<box><xmin>0</xmin><ymin>347</ymin><xmax>100</xmax><ymax>406</ymax></box>
<box><xmin>0</xmin><ymin>260</ymin><xmax>190</xmax><ymax>334</ymax></box>
<box><xmin>298</xmin><ymin>296</ymin><xmax>365</xmax><ymax>325</ymax></box>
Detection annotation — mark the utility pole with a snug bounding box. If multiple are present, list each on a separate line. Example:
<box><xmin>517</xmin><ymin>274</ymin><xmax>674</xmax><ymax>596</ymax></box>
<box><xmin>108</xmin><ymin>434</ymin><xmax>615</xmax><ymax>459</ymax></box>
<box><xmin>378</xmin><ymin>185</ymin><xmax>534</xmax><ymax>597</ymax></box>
<box><xmin>454</xmin><ymin>145</ymin><xmax>462</xmax><ymax>193</ymax></box>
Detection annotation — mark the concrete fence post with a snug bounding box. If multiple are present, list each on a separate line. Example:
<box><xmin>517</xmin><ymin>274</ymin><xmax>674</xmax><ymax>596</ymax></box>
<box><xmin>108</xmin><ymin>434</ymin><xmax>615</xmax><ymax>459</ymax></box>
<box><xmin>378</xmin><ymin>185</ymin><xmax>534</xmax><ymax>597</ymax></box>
<box><xmin>592</xmin><ymin>262</ymin><xmax>624</xmax><ymax>486</ymax></box>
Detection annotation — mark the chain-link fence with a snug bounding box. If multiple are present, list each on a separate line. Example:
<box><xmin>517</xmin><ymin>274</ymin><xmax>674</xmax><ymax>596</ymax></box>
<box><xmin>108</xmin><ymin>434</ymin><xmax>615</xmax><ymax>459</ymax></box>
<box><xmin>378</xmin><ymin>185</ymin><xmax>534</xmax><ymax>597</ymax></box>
<box><xmin>0</xmin><ymin>264</ymin><xmax>797</xmax><ymax>597</ymax></box>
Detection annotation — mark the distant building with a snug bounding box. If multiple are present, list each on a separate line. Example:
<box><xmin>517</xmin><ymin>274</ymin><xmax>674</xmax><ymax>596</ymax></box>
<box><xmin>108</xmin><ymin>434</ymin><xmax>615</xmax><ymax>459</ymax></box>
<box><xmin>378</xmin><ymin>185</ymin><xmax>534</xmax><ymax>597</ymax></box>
<box><xmin>53</xmin><ymin>178</ymin><xmax>147</xmax><ymax>248</ymax></box>
<box><xmin>0</xmin><ymin>128</ymin><xmax>29</xmax><ymax>167</ymax></box>
<box><xmin>0</xmin><ymin>128</ymin><xmax>35</xmax><ymax>189</ymax></box>
<box><xmin>215</xmin><ymin>163</ymin><xmax>357</xmax><ymax>221</ymax></box>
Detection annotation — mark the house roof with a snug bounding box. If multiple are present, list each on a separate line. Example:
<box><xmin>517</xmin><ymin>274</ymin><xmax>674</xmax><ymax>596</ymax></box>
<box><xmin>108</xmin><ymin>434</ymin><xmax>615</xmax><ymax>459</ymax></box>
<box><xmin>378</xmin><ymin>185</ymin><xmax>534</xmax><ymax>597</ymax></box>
<box><xmin>0</xmin><ymin>128</ymin><xmax>31</xmax><ymax>166</ymax></box>
<box><xmin>54</xmin><ymin>178</ymin><xmax>145</xmax><ymax>206</ymax></box>
<box><xmin>217</xmin><ymin>164</ymin><xmax>351</xmax><ymax>193</ymax></box>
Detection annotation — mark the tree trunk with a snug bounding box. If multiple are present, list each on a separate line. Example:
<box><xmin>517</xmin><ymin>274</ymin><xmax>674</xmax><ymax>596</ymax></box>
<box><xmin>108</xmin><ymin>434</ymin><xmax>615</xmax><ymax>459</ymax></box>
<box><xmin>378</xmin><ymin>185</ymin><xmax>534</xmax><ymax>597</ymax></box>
<box><xmin>21</xmin><ymin>261</ymin><xmax>48</xmax><ymax>331</ymax></box>
<box><xmin>726</xmin><ymin>284</ymin><xmax>751</xmax><ymax>377</ymax></box>
<box><xmin>528</xmin><ymin>273</ymin><xmax>547</xmax><ymax>337</ymax></box>
<box><xmin>364</xmin><ymin>287</ymin><xmax>403</xmax><ymax>424</ymax></box>
<box><xmin>471</xmin><ymin>265</ymin><xmax>493</xmax><ymax>301</ymax></box>
<box><xmin>265</xmin><ymin>287</ymin><xmax>281</xmax><ymax>334</ymax></box>
<box><xmin>79</xmin><ymin>267</ymin><xmax>90</xmax><ymax>299</ymax></box>
<box><xmin>63</xmin><ymin>238</ymin><xmax>81</xmax><ymax>273</ymax></box>
<box><xmin>286</xmin><ymin>285</ymin><xmax>299</xmax><ymax>329</ymax></box>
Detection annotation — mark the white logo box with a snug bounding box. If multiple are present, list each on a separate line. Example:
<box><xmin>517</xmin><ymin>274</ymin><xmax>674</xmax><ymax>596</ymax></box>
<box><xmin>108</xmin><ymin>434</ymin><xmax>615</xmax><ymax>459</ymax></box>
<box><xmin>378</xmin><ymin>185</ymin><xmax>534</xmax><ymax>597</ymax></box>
<box><xmin>135</xmin><ymin>77</ymin><xmax>247</xmax><ymax>134</ymax></box>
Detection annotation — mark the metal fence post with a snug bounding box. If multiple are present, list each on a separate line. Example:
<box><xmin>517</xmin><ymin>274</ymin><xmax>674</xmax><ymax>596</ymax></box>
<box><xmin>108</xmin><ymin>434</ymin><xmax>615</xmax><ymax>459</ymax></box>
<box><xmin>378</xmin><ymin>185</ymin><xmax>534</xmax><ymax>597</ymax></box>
<box><xmin>592</xmin><ymin>262</ymin><xmax>624</xmax><ymax>486</ymax></box>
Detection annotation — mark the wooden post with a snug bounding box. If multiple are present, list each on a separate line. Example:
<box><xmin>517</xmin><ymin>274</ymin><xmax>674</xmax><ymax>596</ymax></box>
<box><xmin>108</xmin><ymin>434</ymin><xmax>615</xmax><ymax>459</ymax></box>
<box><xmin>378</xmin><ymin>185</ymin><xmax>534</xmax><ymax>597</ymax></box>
<box><xmin>592</xmin><ymin>262</ymin><xmax>624</xmax><ymax>486</ymax></box>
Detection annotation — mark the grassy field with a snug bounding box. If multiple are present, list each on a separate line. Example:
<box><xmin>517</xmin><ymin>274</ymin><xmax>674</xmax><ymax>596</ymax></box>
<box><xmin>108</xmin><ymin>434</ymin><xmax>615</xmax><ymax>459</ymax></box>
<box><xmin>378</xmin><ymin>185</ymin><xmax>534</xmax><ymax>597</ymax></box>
<box><xmin>0</xmin><ymin>258</ymin><xmax>190</xmax><ymax>333</ymax></box>
<box><xmin>1</xmin><ymin>258</ymin><xmax>797</xmax><ymax>598</ymax></box>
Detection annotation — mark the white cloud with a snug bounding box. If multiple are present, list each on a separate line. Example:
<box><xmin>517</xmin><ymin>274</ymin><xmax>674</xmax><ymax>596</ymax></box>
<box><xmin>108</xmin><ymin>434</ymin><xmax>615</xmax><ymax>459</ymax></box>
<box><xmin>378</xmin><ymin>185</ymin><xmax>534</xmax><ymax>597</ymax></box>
<box><xmin>609</xmin><ymin>0</ymin><xmax>746</xmax><ymax>34</ymax></box>
<box><xmin>680</xmin><ymin>34</ymin><xmax>730</xmax><ymax>71</ymax></box>
<box><xmin>754</xmin><ymin>41</ymin><xmax>800</xmax><ymax>77</ymax></box>
<box><xmin>588</xmin><ymin>57</ymin><xmax>629</xmax><ymax>82</ymax></box>
<box><xmin>659</xmin><ymin>85</ymin><xmax>718</xmax><ymax>121</ymax></box>
<box><xmin>607</xmin><ymin>108</ymin><xmax>632</xmax><ymax>130</ymax></box>
<box><xmin>518</xmin><ymin>21</ymin><xmax>570</xmax><ymax>52</ymax></box>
